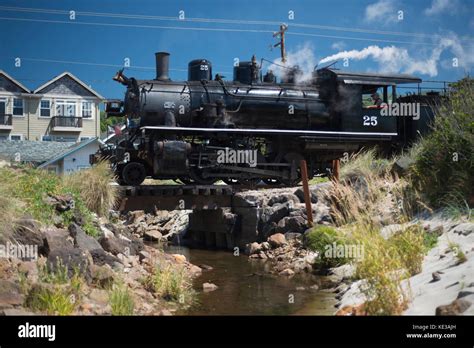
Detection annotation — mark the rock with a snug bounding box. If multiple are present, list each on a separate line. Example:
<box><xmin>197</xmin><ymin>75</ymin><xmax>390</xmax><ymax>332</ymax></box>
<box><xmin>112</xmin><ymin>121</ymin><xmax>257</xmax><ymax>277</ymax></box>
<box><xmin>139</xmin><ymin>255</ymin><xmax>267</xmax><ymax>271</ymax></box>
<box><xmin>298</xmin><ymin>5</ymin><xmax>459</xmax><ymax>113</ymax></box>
<box><xmin>202</xmin><ymin>282</ymin><xmax>218</xmax><ymax>292</ymax></box>
<box><xmin>44</xmin><ymin>194</ymin><xmax>75</xmax><ymax>212</ymax></box>
<box><xmin>296</xmin><ymin>286</ymin><xmax>306</xmax><ymax>291</ymax></box>
<box><xmin>279</xmin><ymin>268</ymin><xmax>295</xmax><ymax>276</ymax></box>
<box><xmin>144</xmin><ymin>230</ymin><xmax>162</xmax><ymax>242</ymax></box>
<box><xmin>309</xmin><ymin>284</ymin><xmax>319</xmax><ymax>291</ymax></box>
<box><xmin>189</xmin><ymin>265</ymin><xmax>202</xmax><ymax>277</ymax></box>
<box><xmin>41</xmin><ymin>227</ymin><xmax>72</xmax><ymax>256</ymax></box>
<box><xmin>294</xmin><ymin>188</ymin><xmax>318</xmax><ymax>203</ymax></box>
<box><xmin>172</xmin><ymin>254</ymin><xmax>186</xmax><ymax>264</ymax></box>
<box><xmin>436</xmin><ymin>299</ymin><xmax>472</xmax><ymax>315</ymax></box>
<box><xmin>199</xmin><ymin>264</ymin><xmax>213</xmax><ymax>271</ymax></box>
<box><xmin>452</xmin><ymin>223</ymin><xmax>474</xmax><ymax>236</ymax></box>
<box><xmin>158</xmin><ymin>309</ymin><xmax>173</xmax><ymax>316</ymax></box>
<box><xmin>88</xmin><ymin>249</ymin><xmax>119</xmax><ymax>268</ymax></box>
<box><xmin>100</xmin><ymin>225</ymin><xmax>115</xmax><ymax>239</ymax></box>
<box><xmin>128</xmin><ymin>210</ymin><xmax>145</xmax><ymax>224</ymax></box>
<box><xmin>392</xmin><ymin>155</ymin><xmax>415</xmax><ymax>177</ymax></box>
<box><xmin>268</xmin><ymin>193</ymin><xmax>300</xmax><ymax>207</ymax></box>
<box><xmin>245</xmin><ymin>242</ymin><xmax>261</xmax><ymax>255</ymax></box>
<box><xmin>0</xmin><ymin>280</ymin><xmax>23</xmax><ymax>307</ymax></box>
<box><xmin>138</xmin><ymin>250</ymin><xmax>151</xmax><ymax>262</ymax></box>
<box><xmin>1</xmin><ymin>308</ymin><xmax>35</xmax><ymax>316</ymax></box>
<box><xmin>432</xmin><ymin>272</ymin><xmax>441</xmax><ymax>282</ymax></box>
<box><xmin>87</xmin><ymin>288</ymin><xmax>109</xmax><ymax>306</ymax></box>
<box><xmin>264</xmin><ymin>203</ymin><xmax>290</xmax><ymax>224</ymax></box>
<box><xmin>18</xmin><ymin>261</ymin><xmax>38</xmax><ymax>281</ymax></box>
<box><xmin>47</xmin><ymin>248</ymin><xmax>90</xmax><ymax>278</ymax></box>
<box><xmin>304</xmin><ymin>251</ymin><xmax>318</xmax><ymax>265</ymax></box>
<box><xmin>258</xmin><ymin>251</ymin><xmax>268</xmax><ymax>259</ymax></box>
<box><xmin>380</xmin><ymin>224</ymin><xmax>403</xmax><ymax>240</ymax></box>
<box><xmin>11</xmin><ymin>218</ymin><xmax>45</xmax><ymax>254</ymax></box>
<box><xmin>276</xmin><ymin>216</ymin><xmax>307</xmax><ymax>234</ymax></box>
<box><xmin>260</xmin><ymin>242</ymin><xmax>271</xmax><ymax>251</ymax></box>
<box><xmin>99</xmin><ymin>236</ymin><xmax>126</xmax><ymax>256</ymax></box>
<box><xmin>89</xmin><ymin>264</ymin><xmax>115</xmax><ymax>288</ymax></box>
<box><xmin>267</xmin><ymin>233</ymin><xmax>287</xmax><ymax>248</ymax></box>
<box><xmin>69</xmin><ymin>223</ymin><xmax>102</xmax><ymax>253</ymax></box>
<box><xmin>284</xmin><ymin>232</ymin><xmax>303</xmax><ymax>241</ymax></box>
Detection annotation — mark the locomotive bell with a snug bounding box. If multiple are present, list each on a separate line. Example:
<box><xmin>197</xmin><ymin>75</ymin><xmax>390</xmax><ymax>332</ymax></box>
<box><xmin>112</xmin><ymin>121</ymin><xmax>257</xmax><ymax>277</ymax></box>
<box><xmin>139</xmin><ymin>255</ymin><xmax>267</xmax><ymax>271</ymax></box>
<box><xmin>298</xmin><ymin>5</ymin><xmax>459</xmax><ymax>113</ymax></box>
<box><xmin>155</xmin><ymin>52</ymin><xmax>170</xmax><ymax>81</ymax></box>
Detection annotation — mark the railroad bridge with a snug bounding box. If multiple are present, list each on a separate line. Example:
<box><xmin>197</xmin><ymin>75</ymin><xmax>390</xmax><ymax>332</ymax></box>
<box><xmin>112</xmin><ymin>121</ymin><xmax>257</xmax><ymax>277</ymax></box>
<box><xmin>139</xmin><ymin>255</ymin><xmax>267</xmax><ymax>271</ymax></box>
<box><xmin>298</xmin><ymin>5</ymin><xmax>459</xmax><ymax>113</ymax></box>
<box><xmin>118</xmin><ymin>184</ymin><xmax>268</xmax><ymax>250</ymax></box>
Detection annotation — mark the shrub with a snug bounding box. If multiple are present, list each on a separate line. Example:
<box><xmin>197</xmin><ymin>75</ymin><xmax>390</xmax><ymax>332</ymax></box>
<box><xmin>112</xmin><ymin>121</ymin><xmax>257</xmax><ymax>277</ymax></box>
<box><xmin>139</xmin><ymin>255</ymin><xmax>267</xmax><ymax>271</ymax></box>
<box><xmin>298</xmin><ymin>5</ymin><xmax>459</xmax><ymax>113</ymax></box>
<box><xmin>26</xmin><ymin>258</ymin><xmax>83</xmax><ymax>315</ymax></box>
<box><xmin>388</xmin><ymin>225</ymin><xmax>425</xmax><ymax>276</ymax></box>
<box><xmin>63</xmin><ymin>161</ymin><xmax>119</xmax><ymax>217</ymax></box>
<box><xmin>305</xmin><ymin>225</ymin><xmax>349</xmax><ymax>268</ymax></box>
<box><xmin>109</xmin><ymin>282</ymin><xmax>135</xmax><ymax>315</ymax></box>
<box><xmin>411</xmin><ymin>77</ymin><xmax>474</xmax><ymax>209</ymax></box>
<box><xmin>143</xmin><ymin>263</ymin><xmax>193</xmax><ymax>303</ymax></box>
<box><xmin>352</xmin><ymin>226</ymin><xmax>408</xmax><ymax>315</ymax></box>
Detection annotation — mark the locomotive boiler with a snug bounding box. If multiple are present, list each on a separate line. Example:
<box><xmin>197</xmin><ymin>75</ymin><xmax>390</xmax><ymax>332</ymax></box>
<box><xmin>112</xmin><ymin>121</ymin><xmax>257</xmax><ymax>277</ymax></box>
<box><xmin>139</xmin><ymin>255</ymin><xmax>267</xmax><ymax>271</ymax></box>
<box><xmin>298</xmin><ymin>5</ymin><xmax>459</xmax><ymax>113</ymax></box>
<box><xmin>99</xmin><ymin>51</ymin><xmax>434</xmax><ymax>186</ymax></box>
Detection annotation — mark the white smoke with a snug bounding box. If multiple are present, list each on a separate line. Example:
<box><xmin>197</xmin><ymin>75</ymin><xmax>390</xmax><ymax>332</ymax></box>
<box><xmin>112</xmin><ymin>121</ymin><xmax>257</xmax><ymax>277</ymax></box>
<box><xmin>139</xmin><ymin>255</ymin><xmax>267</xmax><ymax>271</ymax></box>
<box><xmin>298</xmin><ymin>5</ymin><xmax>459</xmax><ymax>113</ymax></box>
<box><xmin>267</xmin><ymin>42</ymin><xmax>318</xmax><ymax>83</ymax></box>
<box><xmin>318</xmin><ymin>33</ymin><xmax>473</xmax><ymax>77</ymax></box>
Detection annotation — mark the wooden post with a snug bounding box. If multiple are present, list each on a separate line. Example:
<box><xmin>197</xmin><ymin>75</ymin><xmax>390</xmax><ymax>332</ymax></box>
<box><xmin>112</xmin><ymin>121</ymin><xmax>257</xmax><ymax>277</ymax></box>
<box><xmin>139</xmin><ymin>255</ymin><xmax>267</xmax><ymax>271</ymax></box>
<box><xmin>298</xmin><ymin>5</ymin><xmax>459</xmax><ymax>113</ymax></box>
<box><xmin>332</xmin><ymin>159</ymin><xmax>340</xmax><ymax>183</ymax></box>
<box><xmin>300</xmin><ymin>160</ymin><xmax>313</xmax><ymax>228</ymax></box>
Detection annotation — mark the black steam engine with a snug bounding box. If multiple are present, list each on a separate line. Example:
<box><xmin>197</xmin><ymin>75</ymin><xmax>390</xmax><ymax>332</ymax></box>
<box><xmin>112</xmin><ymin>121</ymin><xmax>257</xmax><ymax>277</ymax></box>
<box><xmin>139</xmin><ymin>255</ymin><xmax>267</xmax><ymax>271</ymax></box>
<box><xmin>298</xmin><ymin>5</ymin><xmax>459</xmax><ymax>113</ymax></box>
<box><xmin>98</xmin><ymin>51</ymin><xmax>435</xmax><ymax>186</ymax></box>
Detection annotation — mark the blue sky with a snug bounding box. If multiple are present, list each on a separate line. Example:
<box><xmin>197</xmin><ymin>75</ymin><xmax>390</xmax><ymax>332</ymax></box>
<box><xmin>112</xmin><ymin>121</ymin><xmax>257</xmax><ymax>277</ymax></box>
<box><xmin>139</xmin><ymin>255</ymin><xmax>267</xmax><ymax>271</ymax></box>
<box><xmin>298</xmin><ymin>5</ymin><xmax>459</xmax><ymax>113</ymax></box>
<box><xmin>0</xmin><ymin>0</ymin><xmax>472</xmax><ymax>99</ymax></box>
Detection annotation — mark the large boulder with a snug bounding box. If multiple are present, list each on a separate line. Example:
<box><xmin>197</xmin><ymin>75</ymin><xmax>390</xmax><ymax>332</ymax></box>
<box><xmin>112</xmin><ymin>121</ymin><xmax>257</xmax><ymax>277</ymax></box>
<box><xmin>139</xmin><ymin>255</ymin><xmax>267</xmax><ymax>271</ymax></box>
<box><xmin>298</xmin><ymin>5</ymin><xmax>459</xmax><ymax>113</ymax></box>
<box><xmin>294</xmin><ymin>188</ymin><xmax>318</xmax><ymax>204</ymax></box>
<box><xmin>276</xmin><ymin>216</ymin><xmax>307</xmax><ymax>234</ymax></box>
<box><xmin>268</xmin><ymin>233</ymin><xmax>287</xmax><ymax>248</ymax></box>
<box><xmin>262</xmin><ymin>203</ymin><xmax>290</xmax><ymax>225</ymax></box>
<box><xmin>452</xmin><ymin>223</ymin><xmax>474</xmax><ymax>236</ymax></box>
<box><xmin>47</xmin><ymin>247</ymin><xmax>91</xmax><ymax>278</ymax></box>
<box><xmin>11</xmin><ymin>218</ymin><xmax>45</xmax><ymax>253</ymax></box>
<box><xmin>42</xmin><ymin>227</ymin><xmax>73</xmax><ymax>256</ymax></box>
<box><xmin>68</xmin><ymin>223</ymin><xmax>103</xmax><ymax>253</ymax></box>
<box><xmin>268</xmin><ymin>193</ymin><xmax>300</xmax><ymax>207</ymax></box>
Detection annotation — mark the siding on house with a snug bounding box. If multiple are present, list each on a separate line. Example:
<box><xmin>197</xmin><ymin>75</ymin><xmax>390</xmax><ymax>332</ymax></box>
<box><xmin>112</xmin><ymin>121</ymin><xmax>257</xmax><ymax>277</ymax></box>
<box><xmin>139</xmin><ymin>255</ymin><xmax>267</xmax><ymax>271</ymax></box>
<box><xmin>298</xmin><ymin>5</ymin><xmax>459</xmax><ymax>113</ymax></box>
<box><xmin>0</xmin><ymin>70</ymin><xmax>103</xmax><ymax>142</ymax></box>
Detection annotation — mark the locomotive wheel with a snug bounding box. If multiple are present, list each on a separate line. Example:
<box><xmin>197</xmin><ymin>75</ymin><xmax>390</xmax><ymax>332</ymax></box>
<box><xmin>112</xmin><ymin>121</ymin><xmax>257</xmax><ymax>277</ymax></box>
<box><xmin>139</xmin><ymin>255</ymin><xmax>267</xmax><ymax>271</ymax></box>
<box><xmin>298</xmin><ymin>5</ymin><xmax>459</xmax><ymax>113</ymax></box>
<box><xmin>189</xmin><ymin>168</ymin><xmax>217</xmax><ymax>185</ymax></box>
<box><xmin>121</xmin><ymin>162</ymin><xmax>146</xmax><ymax>186</ymax></box>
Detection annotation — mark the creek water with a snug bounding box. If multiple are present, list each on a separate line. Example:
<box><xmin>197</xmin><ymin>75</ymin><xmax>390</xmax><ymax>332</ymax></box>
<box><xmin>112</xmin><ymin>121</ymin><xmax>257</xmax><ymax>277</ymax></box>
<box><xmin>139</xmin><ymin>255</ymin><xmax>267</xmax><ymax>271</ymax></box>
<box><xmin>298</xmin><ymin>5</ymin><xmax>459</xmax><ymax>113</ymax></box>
<box><xmin>165</xmin><ymin>245</ymin><xmax>336</xmax><ymax>315</ymax></box>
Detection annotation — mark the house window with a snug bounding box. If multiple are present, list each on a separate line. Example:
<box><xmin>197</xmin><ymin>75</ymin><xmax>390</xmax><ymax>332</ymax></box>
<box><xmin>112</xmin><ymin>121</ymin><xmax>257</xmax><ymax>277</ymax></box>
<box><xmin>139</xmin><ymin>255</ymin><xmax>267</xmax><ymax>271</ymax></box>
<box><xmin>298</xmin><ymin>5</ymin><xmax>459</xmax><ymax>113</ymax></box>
<box><xmin>54</xmin><ymin>136</ymin><xmax>77</xmax><ymax>142</ymax></box>
<box><xmin>13</xmin><ymin>98</ymin><xmax>24</xmax><ymax>116</ymax></box>
<box><xmin>82</xmin><ymin>101</ymin><xmax>93</xmax><ymax>118</ymax></box>
<box><xmin>42</xmin><ymin>135</ymin><xmax>52</xmax><ymax>141</ymax></box>
<box><xmin>40</xmin><ymin>100</ymin><xmax>51</xmax><ymax>117</ymax></box>
<box><xmin>10</xmin><ymin>134</ymin><xmax>23</xmax><ymax>141</ymax></box>
<box><xmin>56</xmin><ymin>100</ymin><xmax>76</xmax><ymax>117</ymax></box>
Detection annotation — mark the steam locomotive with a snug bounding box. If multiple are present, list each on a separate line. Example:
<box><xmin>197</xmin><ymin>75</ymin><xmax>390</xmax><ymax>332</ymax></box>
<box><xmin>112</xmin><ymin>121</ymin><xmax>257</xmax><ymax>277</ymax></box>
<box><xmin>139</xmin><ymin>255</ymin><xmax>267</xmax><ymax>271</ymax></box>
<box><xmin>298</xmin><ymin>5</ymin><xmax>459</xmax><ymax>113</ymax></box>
<box><xmin>98</xmin><ymin>51</ymin><xmax>436</xmax><ymax>186</ymax></box>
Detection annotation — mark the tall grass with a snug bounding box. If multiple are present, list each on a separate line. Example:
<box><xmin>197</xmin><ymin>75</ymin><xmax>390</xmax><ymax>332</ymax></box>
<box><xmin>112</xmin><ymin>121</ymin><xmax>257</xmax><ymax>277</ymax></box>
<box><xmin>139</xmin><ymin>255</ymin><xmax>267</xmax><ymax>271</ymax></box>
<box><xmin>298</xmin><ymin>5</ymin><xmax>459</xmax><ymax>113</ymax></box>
<box><xmin>143</xmin><ymin>263</ymin><xmax>193</xmax><ymax>303</ymax></box>
<box><xmin>109</xmin><ymin>281</ymin><xmax>135</xmax><ymax>315</ymax></box>
<box><xmin>63</xmin><ymin>160</ymin><xmax>119</xmax><ymax>217</ymax></box>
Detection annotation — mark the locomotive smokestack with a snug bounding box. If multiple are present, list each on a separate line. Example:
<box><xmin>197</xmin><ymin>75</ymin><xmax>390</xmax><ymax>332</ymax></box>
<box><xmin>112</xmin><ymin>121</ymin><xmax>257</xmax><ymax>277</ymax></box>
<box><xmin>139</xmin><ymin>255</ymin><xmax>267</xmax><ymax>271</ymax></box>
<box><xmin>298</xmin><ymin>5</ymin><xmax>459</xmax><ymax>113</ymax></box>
<box><xmin>155</xmin><ymin>52</ymin><xmax>170</xmax><ymax>81</ymax></box>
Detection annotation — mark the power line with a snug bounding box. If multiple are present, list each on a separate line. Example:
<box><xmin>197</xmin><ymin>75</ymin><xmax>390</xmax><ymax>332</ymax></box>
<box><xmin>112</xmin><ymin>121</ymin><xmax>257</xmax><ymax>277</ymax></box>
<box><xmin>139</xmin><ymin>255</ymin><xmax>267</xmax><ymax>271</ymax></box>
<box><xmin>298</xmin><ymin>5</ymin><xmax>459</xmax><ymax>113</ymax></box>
<box><xmin>0</xmin><ymin>15</ymin><xmax>453</xmax><ymax>47</ymax></box>
<box><xmin>1</xmin><ymin>56</ymin><xmax>232</xmax><ymax>75</ymax></box>
<box><xmin>0</xmin><ymin>5</ymin><xmax>472</xmax><ymax>42</ymax></box>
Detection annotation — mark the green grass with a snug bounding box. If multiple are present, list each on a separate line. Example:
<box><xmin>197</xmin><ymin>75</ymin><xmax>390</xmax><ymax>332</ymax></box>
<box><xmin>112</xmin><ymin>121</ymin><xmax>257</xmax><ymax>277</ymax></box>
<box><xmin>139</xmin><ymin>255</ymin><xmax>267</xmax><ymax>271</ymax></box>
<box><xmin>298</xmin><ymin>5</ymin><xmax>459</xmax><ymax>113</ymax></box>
<box><xmin>143</xmin><ymin>263</ymin><xmax>193</xmax><ymax>303</ymax></box>
<box><xmin>388</xmin><ymin>225</ymin><xmax>425</xmax><ymax>276</ymax></box>
<box><xmin>448</xmin><ymin>242</ymin><xmax>467</xmax><ymax>264</ymax></box>
<box><xmin>305</xmin><ymin>225</ymin><xmax>350</xmax><ymax>268</ymax></box>
<box><xmin>109</xmin><ymin>282</ymin><xmax>135</xmax><ymax>315</ymax></box>
<box><xmin>26</xmin><ymin>258</ymin><xmax>83</xmax><ymax>315</ymax></box>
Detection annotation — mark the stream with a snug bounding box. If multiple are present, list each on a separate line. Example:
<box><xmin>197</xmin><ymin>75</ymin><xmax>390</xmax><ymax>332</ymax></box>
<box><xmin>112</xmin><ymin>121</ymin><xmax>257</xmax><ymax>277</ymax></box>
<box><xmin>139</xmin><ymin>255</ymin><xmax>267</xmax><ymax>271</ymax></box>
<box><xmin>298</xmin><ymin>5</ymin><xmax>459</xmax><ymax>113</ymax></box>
<box><xmin>165</xmin><ymin>245</ymin><xmax>336</xmax><ymax>315</ymax></box>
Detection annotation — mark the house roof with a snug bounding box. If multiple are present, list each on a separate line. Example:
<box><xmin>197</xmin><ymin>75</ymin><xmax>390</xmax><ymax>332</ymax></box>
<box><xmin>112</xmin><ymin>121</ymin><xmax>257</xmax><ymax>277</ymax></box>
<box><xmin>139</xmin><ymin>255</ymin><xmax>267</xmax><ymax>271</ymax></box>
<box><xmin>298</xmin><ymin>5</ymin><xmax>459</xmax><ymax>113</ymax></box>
<box><xmin>38</xmin><ymin>137</ymin><xmax>99</xmax><ymax>168</ymax></box>
<box><xmin>0</xmin><ymin>70</ymin><xmax>31</xmax><ymax>93</ymax></box>
<box><xmin>0</xmin><ymin>140</ymin><xmax>75</xmax><ymax>164</ymax></box>
<box><xmin>33</xmin><ymin>72</ymin><xmax>105</xmax><ymax>99</ymax></box>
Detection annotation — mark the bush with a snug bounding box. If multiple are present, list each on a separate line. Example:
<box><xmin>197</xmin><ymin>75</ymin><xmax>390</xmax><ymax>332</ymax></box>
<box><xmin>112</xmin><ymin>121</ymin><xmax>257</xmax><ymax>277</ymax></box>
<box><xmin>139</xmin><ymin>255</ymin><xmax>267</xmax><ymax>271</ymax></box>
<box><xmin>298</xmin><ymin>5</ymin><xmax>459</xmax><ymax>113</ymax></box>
<box><xmin>143</xmin><ymin>263</ymin><xmax>193</xmax><ymax>303</ymax></box>
<box><xmin>305</xmin><ymin>225</ymin><xmax>349</xmax><ymax>268</ymax></box>
<box><xmin>411</xmin><ymin>77</ymin><xmax>474</xmax><ymax>209</ymax></box>
<box><xmin>388</xmin><ymin>225</ymin><xmax>425</xmax><ymax>276</ymax></box>
<box><xmin>109</xmin><ymin>282</ymin><xmax>135</xmax><ymax>315</ymax></box>
<box><xmin>63</xmin><ymin>161</ymin><xmax>119</xmax><ymax>217</ymax></box>
<box><xmin>26</xmin><ymin>258</ymin><xmax>83</xmax><ymax>315</ymax></box>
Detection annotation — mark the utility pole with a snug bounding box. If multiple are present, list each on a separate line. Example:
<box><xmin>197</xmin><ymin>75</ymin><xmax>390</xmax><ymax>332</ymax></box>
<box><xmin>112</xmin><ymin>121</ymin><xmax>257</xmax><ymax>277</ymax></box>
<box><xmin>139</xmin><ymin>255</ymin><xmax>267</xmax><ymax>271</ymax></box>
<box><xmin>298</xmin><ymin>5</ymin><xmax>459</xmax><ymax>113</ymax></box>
<box><xmin>273</xmin><ymin>24</ymin><xmax>288</xmax><ymax>64</ymax></box>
